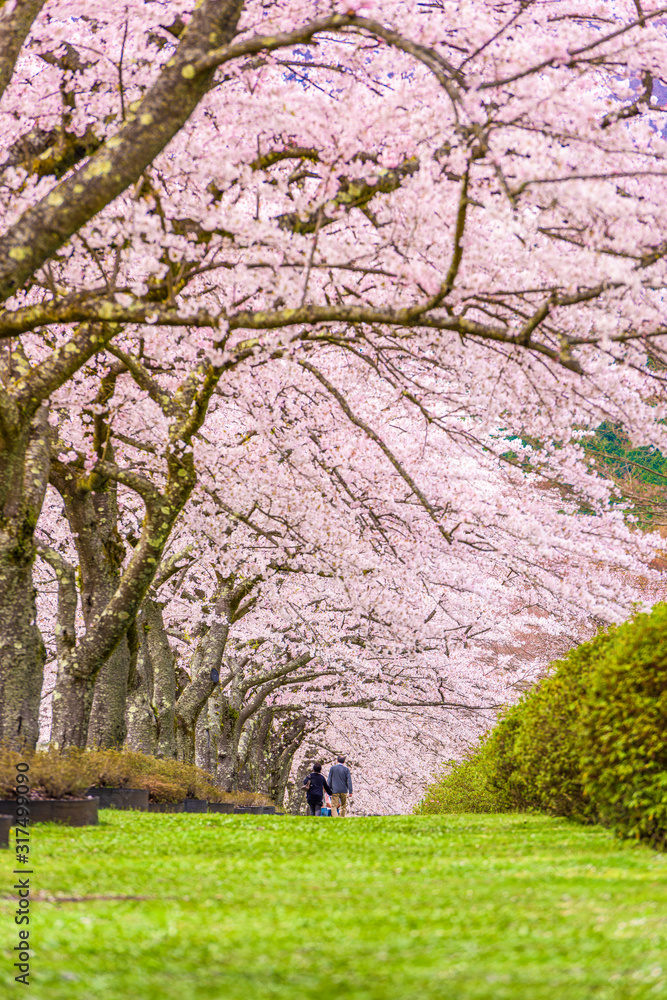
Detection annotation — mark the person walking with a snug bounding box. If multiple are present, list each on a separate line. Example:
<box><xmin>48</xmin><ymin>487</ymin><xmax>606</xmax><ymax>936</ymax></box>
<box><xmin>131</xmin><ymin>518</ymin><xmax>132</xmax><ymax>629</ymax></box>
<box><xmin>302</xmin><ymin>762</ymin><xmax>332</xmax><ymax>816</ymax></box>
<box><xmin>327</xmin><ymin>755</ymin><xmax>353</xmax><ymax>817</ymax></box>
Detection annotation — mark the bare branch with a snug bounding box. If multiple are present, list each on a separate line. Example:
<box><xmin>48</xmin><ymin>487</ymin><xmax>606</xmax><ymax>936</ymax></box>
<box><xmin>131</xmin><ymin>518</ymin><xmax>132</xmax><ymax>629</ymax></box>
<box><xmin>196</xmin><ymin>14</ymin><xmax>463</xmax><ymax>104</ymax></box>
<box><xmin>298</xmin><ymin>359</ymin><xmax>455</xmax><ymax>544</ymax></box>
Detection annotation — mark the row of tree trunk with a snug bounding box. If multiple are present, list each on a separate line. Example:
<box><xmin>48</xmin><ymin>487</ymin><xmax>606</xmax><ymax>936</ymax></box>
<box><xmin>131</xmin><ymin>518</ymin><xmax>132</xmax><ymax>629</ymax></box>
<box><xmin>0</xmin><ymin>397</ymin><xmax>319</xmax><ymax>807</ymax></box>
<box><xmin>122</xmin><ymin>596</ymin><xmax>316</xmax><ymax>807</ymax></box>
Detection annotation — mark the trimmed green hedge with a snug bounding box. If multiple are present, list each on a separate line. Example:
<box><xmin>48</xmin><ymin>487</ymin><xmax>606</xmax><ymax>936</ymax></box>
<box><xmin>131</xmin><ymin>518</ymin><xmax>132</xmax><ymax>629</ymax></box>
<box><xmin>416</xmin><ymin>605</ymin><xmax>667</xmax><ymax>849</ymax></box>
<box><xmin>417</xmin><ymin>753</ymin><xmax>510</xmax><ymax>815</ymax></box>
<box><xmin>577</xmin><ymin>609</ymin><xmax>667</xmax><ymax>844</ymax></box>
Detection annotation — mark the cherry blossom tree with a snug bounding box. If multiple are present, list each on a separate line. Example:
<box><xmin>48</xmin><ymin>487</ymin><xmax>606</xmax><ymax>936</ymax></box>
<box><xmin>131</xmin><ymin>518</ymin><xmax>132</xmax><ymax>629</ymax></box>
<box><xmin>3</xmin><ymin>0</ymin><xmax>667</xmax><ymax>754</ymax></box>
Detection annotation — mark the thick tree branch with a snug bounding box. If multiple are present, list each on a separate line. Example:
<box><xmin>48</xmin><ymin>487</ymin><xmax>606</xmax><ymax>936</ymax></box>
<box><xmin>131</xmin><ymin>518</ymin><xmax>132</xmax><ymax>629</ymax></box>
<box><xmin>22</xmin><ymin>402</ymin><xmax>51</xmax><ymax>514</ymax></box>
<box><xmin>175</xmin><ymin>588</ymin><xmax>233</xmax><ymax>733</ymax></box>
<box><xmin>0</xmin><ymin>0</ymin><xmax>244</xmax><ymax>302</ymax></box>
<box><xmin>0</xmin><ymin>384</ymin><xmax>20</xmax><ymax>441</ymax></box>
<box><xmin>84</xmin><ymin>459</ymin><xmax>163</xmax><ymax>511</ymax></box>
<box><xmin>0</xmin><ymin>296</ymin><xmax>223</xmax><ymax>339</ymax></box>
<box><xmin>170</xmin><ymin>361</ymin><xmax>221</xmax><ymax>443</ymax></box>
<box><xmin>277</xmin><ymin>157</ymin><xmax>419</xmax><ymax>235</ymax></box>
<box><xmin>151</xmin><ymin>546</ymin><xmax>195</xmax><ymax>593</ymax></box>
<box><xmin>239</xmin><ymin>656</ymin><xmax>316</xmax><ymax>727</ymax></box>
<box><xmin>0</xmin><ymin>0</ymin><xmax>46</xmax><ymax>102</ymax></box>
<box><xmin>226</xmin><ymin>302</ymin><xmax>585</xmax><ymax>371</ymax></box>
<box><xmin>240</xmin><ymin>652</ymin><xmax>314</xmax><ymax>699</ymax></box>
<box><xmin>249</xmin><ymin>146</ymin><xmax>321</xmax><ymax>170</ymax></box>
<box><xmin>107</xmin><ymin>343</ymin><xmax>173</xmax><ymax>414</ymax></box>
<box><xmin>14</xmin><ymin>323</ymin><xmax>119</xmax><ymax>414</ymax></box>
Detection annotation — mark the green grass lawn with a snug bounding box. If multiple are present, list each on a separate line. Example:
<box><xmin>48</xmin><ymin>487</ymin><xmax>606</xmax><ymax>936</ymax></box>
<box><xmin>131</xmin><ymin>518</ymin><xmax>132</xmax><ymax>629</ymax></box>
<box><xmin>1</xmin><ymin>812</ymin><xmax>666</xmax><ymax>999</ymax></box>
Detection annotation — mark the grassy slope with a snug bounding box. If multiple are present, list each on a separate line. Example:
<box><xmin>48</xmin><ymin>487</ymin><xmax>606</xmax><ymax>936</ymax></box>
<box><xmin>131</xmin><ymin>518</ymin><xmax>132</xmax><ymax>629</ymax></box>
<box><xmin>1</xmin><ymin>813</ymin><xmax>666</xmax><ymax>1000</ymax></box>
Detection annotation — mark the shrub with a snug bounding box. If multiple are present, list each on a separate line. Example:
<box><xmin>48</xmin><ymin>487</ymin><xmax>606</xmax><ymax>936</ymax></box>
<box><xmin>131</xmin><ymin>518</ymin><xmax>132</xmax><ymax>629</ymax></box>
<box><xmin>83</xmin><ymin>749</ymin><xmax>146</xmax><ymax>789</ymax></box>
<box><xmin>415</xmin><ymin>636</ymin><xmax>604</xmax><ymax>821</ymax></box>
<box><xmin>415</xmin><ymin>749</ymin><xmax>509</xmax><ymax>814</ymax></box>
<box><xmin>139</xmin><ymin>776</ymin><xmax>188</xmax><ymax>804</ymax></box>
<box><xmin>485</xmin><ymin>629</ymin><xmax>617</xmax><ymax>821</ymax></box>
<box><xmin>418</xmin><ymin>605</ymin><xmax>667</xmax><ymax>849</ymax></box>
<box><xmin>577</xmin><ymin>605</ymin><xmax>667</xmax><ymax>849</ymax></box>
<box><xmin>0</xmin><ymin>747</ymin><xmax>23</xmax><ymax>798</ymax></box>
<box><xmin>0</xmin><ymin>746</ymin><xmax>93</xmax><ymax>799</ymax></box>
<box><xmin>0</xmin><ymin>746</ymin><xmax>278</xmax><ymax>806</ymax></box>
<box><xmin>83</xmin><ymin>749</ymin><xmax>219</xmax><ymax>803</ymax></box>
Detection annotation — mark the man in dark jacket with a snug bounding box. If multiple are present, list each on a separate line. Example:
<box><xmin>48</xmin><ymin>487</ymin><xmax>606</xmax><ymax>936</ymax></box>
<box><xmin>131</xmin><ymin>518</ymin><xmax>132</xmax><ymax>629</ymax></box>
<box><xmin>302</xmin><ymin>762</ymin><xmax>332</xmax><ymax>816</ymax></box>
<box><xmin>327</xmin><ymin>755</ymin><xmax>353</xmax><ymax>817</ymax></box>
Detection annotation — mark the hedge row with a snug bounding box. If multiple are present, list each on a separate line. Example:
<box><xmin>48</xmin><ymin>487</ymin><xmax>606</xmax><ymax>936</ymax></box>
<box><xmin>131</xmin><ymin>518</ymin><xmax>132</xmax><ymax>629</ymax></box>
<box><xmin>0</xmin><ymin>747</ymin><xmax>274</xmax><ymax>806</ymax></box>
<box><xmin>417</xmin><ymin>604</ymin><xmax>667</xmax><ymax>849</ymax></box>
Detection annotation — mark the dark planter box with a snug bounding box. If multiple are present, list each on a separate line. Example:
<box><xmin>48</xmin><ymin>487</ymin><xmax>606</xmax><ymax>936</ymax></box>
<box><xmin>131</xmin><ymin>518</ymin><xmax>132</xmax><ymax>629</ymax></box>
<box><xmin>0</xmin><ymin>798</ymin><xmax>98</xmax><ymax>826</ymax></box>
<box><xmin>234</xmin><ymin>806</ymin><xmax>250</xmax><ymax>813</ymax></box>
<box><xmin>0</xmin><ymin>814</ymin><xmax>12</xmax><ymax>847</ymax></box>
<box><xmin>148</xmin><ymin>802</ymin><xmax>184</xmax><ymax>813</ymax></box>
<box><xmin>248</xmin><ymin>805</ymin><xmax>264</xmax><ymax>814</ymax></box>
<box><xmin>261</xmin><ymin>806</ymin><xmax>276</xmax><ymax>815</ymax></box>
<box><xmin>208</xmin><ymin>802</ymin><xmax>234</xmax><ymax>814</ymax></box>
<box><xmin>184</xmin><ymin>798</ymin><xmax>207</xmax><ymax>813</ymax></box>
<box><xmin>86</xmin><ymin>787</ymin><xmax>149</xmax><ymax>811</ymax></box>
<box><xmin>0</xmin><ymin>800</ymin><xmax>25</xmax><ymax>825</ymax></box>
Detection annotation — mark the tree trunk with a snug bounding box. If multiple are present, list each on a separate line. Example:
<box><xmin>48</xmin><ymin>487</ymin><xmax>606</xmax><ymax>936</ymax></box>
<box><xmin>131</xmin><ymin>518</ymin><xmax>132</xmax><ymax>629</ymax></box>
<box><xmin>238</xmin><ymin>707</ymin><xmax>309</xmax><ymax>807</ymax></box>
<box><xmin>266</xmin><ymin>712</ymin><xmax>309</xmax><ymax>809</ymax></box>
<box><xmin>210</xmin><ymin>650</ymin><xmax>316</xmax><ymax>792</ymax></box>
<box><xmin>175</xmin><ymin>590</ymin><xmax>232</xmax><ymax>765</ymax></box>
<box><xmin>48</xmin><ymin>343</ymin><xmax>209</xmax><ymax>750</ymax></box>
<box><xmin>50</xmin><ymin>456</ymin><xmax>132</xmax><ymax>748</ymax></box>
<box><xmin>124</xmin><ymin>598</ymin><xmax>178</xmax><ymax>757</ymax></box>
<box><xmin>50</xmin><ymin>670</ymin><xmax>96</xmax><ymax>749</ymax></box>
<box><xmin>87</xmin><ymin>640</ymin><xmax>132</xmax><ymax>747</ymax></box>
<box><xmin>195</xmin><ymin>684</ymin><xmax>222</xmax><ymax>776</ymax></box>
<box><xmin>215</xmin><ymin>695</ymin><xmax>243</xmax><ymax>790</ymax></box>
<box><xmin>148</xmin><ymin>601</ymin><xmax>177</xmax><ymax>759</ymax></box>
<box><xmin>0</xmin><ymin>405</ymin><xmax>50</xmax><ymax>749</ymax></box>
<box><xmin>236</xmin><ymin>712</ymin><xmax>259</xmax><ymax>791</ymax></box>
<box><xmin>0</xmin><ymin>552</ymin><xmax>46</xmax><ymax>749</ymax></box>
<box><xmin>238</xmin><ymin>708</ymin><xmax>273</xmax><ymax>792</ymax></box>
<box><xmin>125</xmin><ymin>606</ymin><xmax>158</xmax><ymax>755</ymax></box>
